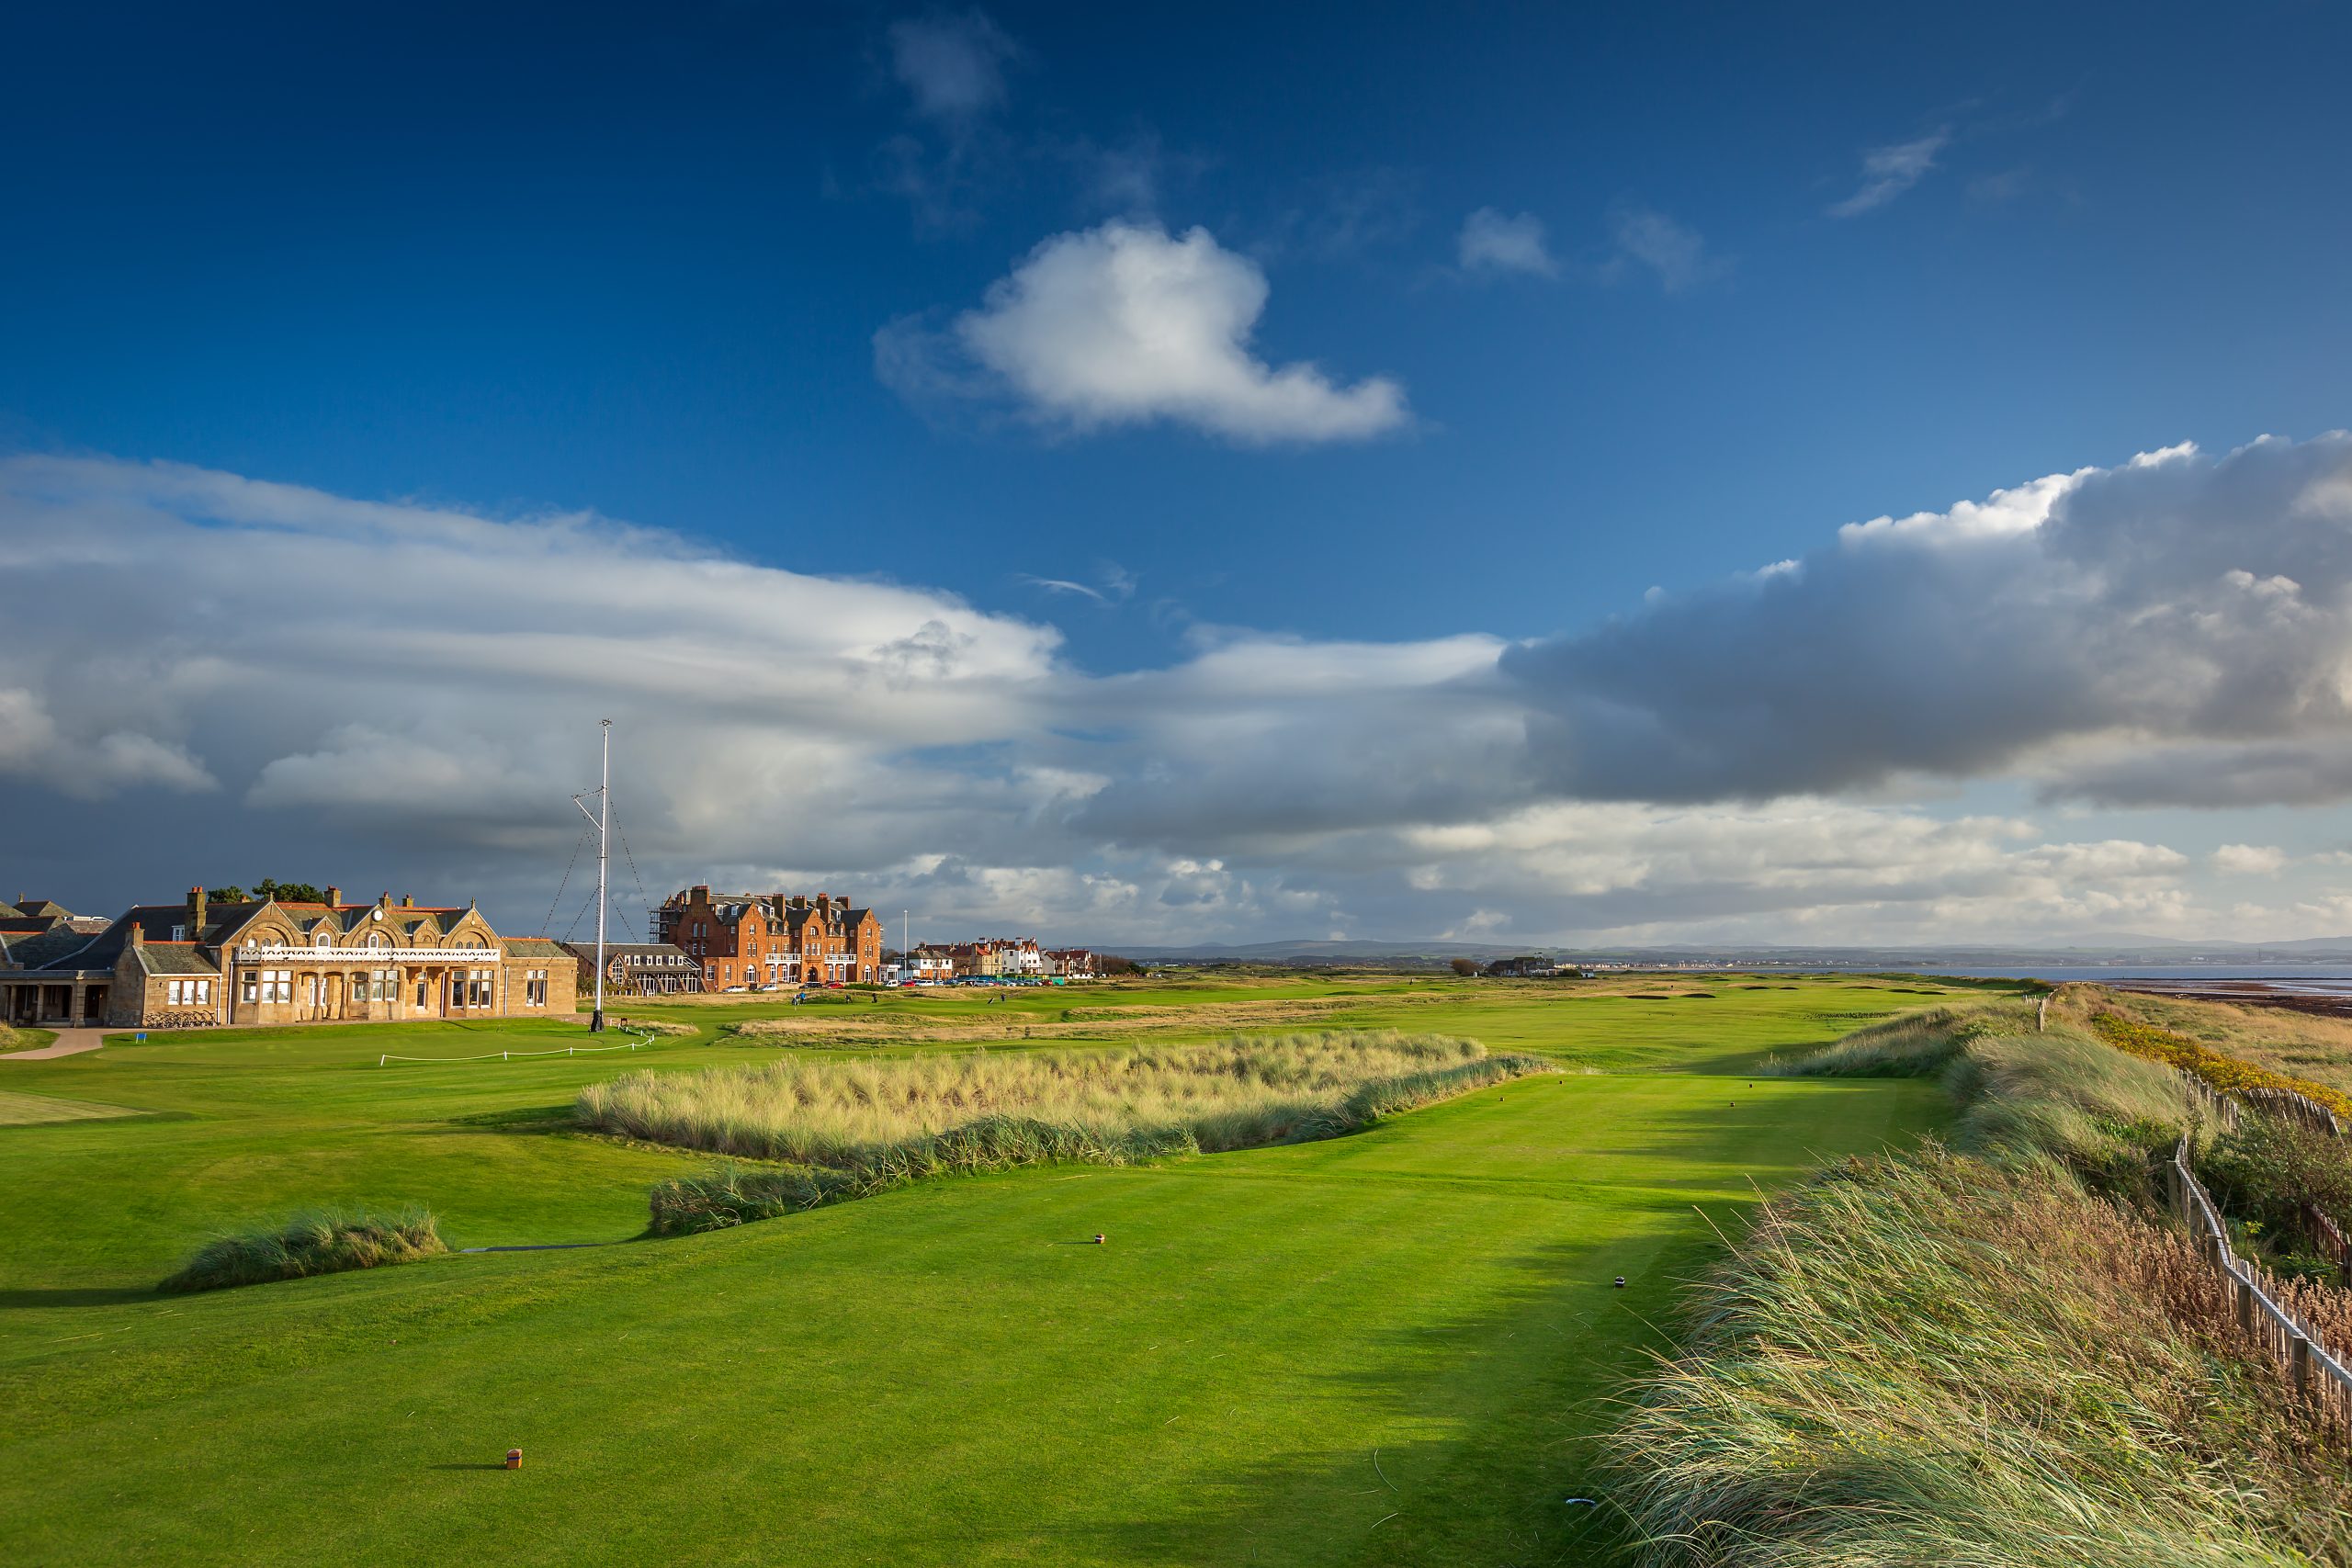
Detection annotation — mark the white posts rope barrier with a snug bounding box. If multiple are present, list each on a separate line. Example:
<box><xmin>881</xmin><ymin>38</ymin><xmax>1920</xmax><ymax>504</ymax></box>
<box><xmin>379</xmin><ymin>1031</ymin><xmax>657</xmax><ymax>1066</ymax></box>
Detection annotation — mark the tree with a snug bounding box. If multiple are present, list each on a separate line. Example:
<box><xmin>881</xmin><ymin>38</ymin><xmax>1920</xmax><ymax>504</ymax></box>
<box><xmin>1449</xmin><ymin>958</ymin><xmax>1482</xmax><ymax>977</ymax></box>
<box><xmin>1099</xmin><ymin>954</ymin><xmax>1142</xmax><ymax>976</ymax></box>
<box><xmin>211</xmin><ymin>886</ymin><xmax>248</xmax><ymax>903</ymax></box>
<box><xmin>252</xmin><ymin>878</ymin><xmax>328</xmax><ymax>904</ymax></box>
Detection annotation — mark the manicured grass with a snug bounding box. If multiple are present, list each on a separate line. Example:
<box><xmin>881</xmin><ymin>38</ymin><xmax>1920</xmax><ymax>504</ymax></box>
<box><xmin>0</xmin><ymin>976</ymin><xmax>1974</xmax><ymax>1564</ymax></box>
<box><xmin>0</xmin><ymin>1088</ymin><xmax>147</xmax><ymax>1125</ymax></box>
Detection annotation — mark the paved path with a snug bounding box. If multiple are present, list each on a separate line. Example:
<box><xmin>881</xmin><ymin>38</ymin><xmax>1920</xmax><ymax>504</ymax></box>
<box><xmin>3</xmin><ymin>1028</ymin><xmax>107</xmax><ymax>1061</ymax></box>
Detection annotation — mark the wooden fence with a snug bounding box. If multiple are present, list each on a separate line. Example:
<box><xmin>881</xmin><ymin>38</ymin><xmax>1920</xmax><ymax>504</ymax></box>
<box><xmin>2168</xmin><ymin>1066</ymin><xmax>2242</xmax><ymax>1133</ymax></box>
<box><xmin>2239</xmin><ymin>1084</ymin><xmax>2344</xmax><ymax>1135</ymax></box>
<box><xmin>2169</xmin><ymin>1134</ymin><xmax>2352</xmax><ymax>1425</ymax></box>
<box><xmin>2307</xmin><ymin>1203</ymin><xmax>2352</xmax><ymax>1285</ymax></box>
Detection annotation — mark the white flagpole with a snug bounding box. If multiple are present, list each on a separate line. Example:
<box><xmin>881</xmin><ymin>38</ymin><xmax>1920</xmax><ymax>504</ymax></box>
<box><xmin>594</xmin><ymin>719</ymin><xmax>610</xmax><ymax>1032</ymax></box>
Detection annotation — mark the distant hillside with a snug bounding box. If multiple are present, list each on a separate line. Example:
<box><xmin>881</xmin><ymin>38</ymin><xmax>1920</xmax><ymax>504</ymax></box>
<box><xmin>1115</xmin><ymin>934</ymin><xmax>2352</xmax><ymax>969</ymax></box>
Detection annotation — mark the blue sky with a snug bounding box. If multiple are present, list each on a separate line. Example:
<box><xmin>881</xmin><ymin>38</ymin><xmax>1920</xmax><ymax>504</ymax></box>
<box><xmin>8</xmin><ymin>3</ymin><xmax>2352</xmax><ymax>947</ymax></box>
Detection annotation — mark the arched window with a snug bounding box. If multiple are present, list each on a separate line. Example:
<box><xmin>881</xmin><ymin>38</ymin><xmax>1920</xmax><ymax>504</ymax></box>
<box><xmin>314</xmin><ymin>931</ymin><xmax>332</xmax><ymax>948</ymax></box>
<box><xmin>367</xmin><ymin>932</ymin><xmax>387</xmax><ymax>951</ymax></box>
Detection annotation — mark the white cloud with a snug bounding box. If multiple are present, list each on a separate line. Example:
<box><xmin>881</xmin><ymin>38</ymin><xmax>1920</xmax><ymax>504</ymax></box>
<box><xmin>1457</xmin><ymin>208</ymin><xmax>1557</xmax><ymax>278</ymax></box>
<box><xmin>1504</xmin><ymin>433</ymin><xmax>2352</xmax><ymax>811</ymax></box>
<box><xmin>888</xmin><ymin>10</ymin><xmax>1019</xmax><ymax>122</ymax></box>
<box><xmin>1605</xmin><ymin>205</ymin><xmax>1727</xmax><ymax>292</ymax></box>
<box><xmin>878</xmin><ymin>220</ymin><xmax>1408</xmax><ymax>444</ymax></box>
<box><xmin>1828</xmin><ymin>130</ymin><xmax>1951</xmax><ymax>217</ymax></box>
<box><xmin>17</xmin><ymin>442</ymin><xmax>2352</xmax><ymax>947</ymax></box>
<box><xmin>2213</xmin><ymin>843</ymin><xmax>2289</xmax><ymax>875</ymax></box>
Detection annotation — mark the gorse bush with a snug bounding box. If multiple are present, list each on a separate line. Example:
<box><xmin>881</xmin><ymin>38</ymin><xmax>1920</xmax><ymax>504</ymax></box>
<box><xmin>585</xmin><ymin>1031</ymin><xmax>1543</xmax><ymax>1234</ymax></box>
<box><xmin>160</xmin><ymin>1205</ymin><xmax>446</xmax><ymax>1293</ymax></box>
<box><xmin>2091</xmin><ymin>1010</ymin><xmax>2352</xmax><ymax>1119</ymax></box>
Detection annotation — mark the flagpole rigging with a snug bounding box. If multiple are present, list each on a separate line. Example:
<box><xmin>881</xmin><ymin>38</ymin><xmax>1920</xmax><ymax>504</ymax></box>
<box><xmin>575</xmin><ymin>719</ymin><xmax>612</xmax><ymax>1033</ymax></box>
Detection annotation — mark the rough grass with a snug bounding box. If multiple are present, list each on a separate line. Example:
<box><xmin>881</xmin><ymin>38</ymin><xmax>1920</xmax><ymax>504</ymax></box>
<box><xmin>160</xmin><ymin>1204</ymin><xmax>446</xmax><ymax>1293</ymax></box>
<box><xmin>0</xmin><ymin>1022</ymin><xmax>57</xmax><ymax>1054</ymax></box>
<box><xmin>1618</xmin><ymin>998</ymin><xmax>2352</xmax><ymax>1567</ymax></box>
<box><xmin>2073</xmin><ymin>985</ymin><xmax>2352</xmax><ymax>1098</ymax></box>
<box><xmin>1773</xmin><ymin>1000</ymin><xmax>2204</xmax><ymax>1186</ymax></box>
<box><xmin>577</xmin><ymin>1031</ymin><xmax>1545</xmax><ymax>1233</ymax></box>
<box><xmin>2087</xmin><ymin>1009</ymin><xmax>2352</xmax><ymax>1119</ymax></box>
<box><xmin>1607</xmin><ymin>1146</ymin><xmax>2352</xmax><ymax>1568</ymax></box>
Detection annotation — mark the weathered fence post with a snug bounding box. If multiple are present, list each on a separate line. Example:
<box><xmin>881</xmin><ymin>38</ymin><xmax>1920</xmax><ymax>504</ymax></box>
<box><xmin>2292</xmin><ymin>1333</ymin><xmax>2315</xmax><ymax>1398</ymax></box>
<box><xmin>2237</xmin><ymin>1272</ymin><xmax>2256</xmax><ymax>1337</ymax></box>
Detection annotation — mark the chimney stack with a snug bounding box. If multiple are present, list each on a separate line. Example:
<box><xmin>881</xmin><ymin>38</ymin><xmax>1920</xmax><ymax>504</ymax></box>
<box><xmin>327</xmin><ymin>886</ymin><xmax>342</xmax><ymax>907</ymax></box>
<box><xmin>402</xmin><ymin>895</ymin><xmax>414</xmax><ymax>908</ymax></box>
<box><xmin>188</xmin><ymin>886</ymin><xmax>207</xmax><ymax>931</ymax></box>
<box><xmin>130</xmin><ymin>921</ymin><xmax>143</xmax><ymax>949</ymax></box>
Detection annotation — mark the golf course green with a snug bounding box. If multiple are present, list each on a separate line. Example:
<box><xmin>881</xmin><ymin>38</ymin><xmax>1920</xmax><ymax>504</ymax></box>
<box><xmin>0</xmin><ymin>976</ymin><xmax>1971</xmax><ymax>1565</ymax></box>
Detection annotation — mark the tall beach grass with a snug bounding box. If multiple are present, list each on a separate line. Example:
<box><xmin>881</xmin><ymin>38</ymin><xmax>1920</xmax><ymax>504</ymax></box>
<box><xmin>577</xmin><ymin>1031</ymin><xmax>1543</xmax><ymax>1233</ymax></box>
<box><xmin>1773</xmin><ymin>1001</ymin><xmax>2207</xmax><ymax>1186</ymax></box>
<box><xmin>1607</xmin><ymin>1146</ymin><xmax>2351</xmax><ymax>1567</ymax></box>
<box><xmin>159</xmin><ymin>1204</ymin><xmax>446</xmax><ymax>1293</ymax></box>
<box><xmin>1611</xmin><ymin>998</ymin><xmax>2352</xmax><ymax>1565</ymax></box>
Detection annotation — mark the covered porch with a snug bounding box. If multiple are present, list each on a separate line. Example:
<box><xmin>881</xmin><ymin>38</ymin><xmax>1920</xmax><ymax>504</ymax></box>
<box><xmin>0</xmin><ymin>974</ymin><xmax>109</xmax><ymax>1028</ymax></box>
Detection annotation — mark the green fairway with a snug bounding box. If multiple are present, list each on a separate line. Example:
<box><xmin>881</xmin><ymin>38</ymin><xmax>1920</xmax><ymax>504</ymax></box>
<box><xmin>0</xmin><ymin>976</ymin><xmax>1971</xmax><ymax>1565</ymax></box>
<box><xmin>0</xmin><ymin>1089</ymin><xmax>147</xmax><ymax>1126</ymax></box>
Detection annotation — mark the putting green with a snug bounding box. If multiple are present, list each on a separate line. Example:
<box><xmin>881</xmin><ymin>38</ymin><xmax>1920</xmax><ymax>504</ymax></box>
<box><xmin>0</xmin><ymin>977</ymin><xmax>1967</xmax><ymax>1564</ymax></box>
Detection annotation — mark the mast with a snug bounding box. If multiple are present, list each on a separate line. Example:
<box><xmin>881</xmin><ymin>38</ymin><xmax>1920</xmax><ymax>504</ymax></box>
<box><xmin>594</xmin><ymin>718</ymin><xmax>610</xmax><ymax>1032</ymax></box>
<box><xmin>576</xmin><ymin>720</ymin><xmax>612</xmax><ymax>1032</ymax></box>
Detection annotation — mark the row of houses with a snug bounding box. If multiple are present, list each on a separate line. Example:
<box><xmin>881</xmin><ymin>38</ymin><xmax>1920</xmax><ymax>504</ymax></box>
<box><xmin>899</xmin><ymin>939</ymin><xmax>1099</xmax><ymax>982</ymax></box>
<box><xmin>1</xmin><ymin>882</ymin><xmax>1113</xmax><ymax>1026</ymax></box>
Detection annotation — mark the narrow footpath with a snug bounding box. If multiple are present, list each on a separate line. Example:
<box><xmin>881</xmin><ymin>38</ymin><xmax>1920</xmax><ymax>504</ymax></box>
<box><xmin>3</xmin><ymin>1029</ymin><xmax>107</xmax><ymax>1061</ymax></box>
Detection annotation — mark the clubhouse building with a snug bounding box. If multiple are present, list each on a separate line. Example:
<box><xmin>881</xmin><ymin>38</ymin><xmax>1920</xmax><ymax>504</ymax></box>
<box><xmin>0</xmin><ymin>886</ymin><xmax>575</xmax><ymax>1029</ymax></box>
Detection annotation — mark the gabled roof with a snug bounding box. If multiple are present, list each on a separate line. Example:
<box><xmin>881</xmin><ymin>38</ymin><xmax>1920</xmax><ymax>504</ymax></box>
<box><xmin>503</xmin><ymin>937</ymin><xmax>571</xmax><ymax>958</ymax></box>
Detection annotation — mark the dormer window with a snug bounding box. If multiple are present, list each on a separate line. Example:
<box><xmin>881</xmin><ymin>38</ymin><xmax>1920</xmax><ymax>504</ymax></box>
<box><xmin>171</xmin><ymin>925</ymin><xmax>187</xmax><ymax>941</ymax></box>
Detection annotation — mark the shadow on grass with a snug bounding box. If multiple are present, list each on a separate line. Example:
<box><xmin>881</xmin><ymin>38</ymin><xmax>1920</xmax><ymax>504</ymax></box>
<box><xmin>429</xmin><ymin>1461</ymin><xmax>514</xmax><ymax>1472</ymax></box>
<box><xmin>939</xmin><ymin>1225</ymin><xmax>1667</xmax><ymax>1568</ymax></box>
<box><xmin>0</xmin><ymin>1286</ymin><xmax>158</xmax><ymax>1309</ymax></box>
<box><xmin>446</xmin><ymin>1104</ymin><xmax>577</xmax><ymax>1134</ymax></box>
<box><xmin>999</xmin><ymin>1078</ymin><xmax>1949</xmax><ymax>1565</ymax></box>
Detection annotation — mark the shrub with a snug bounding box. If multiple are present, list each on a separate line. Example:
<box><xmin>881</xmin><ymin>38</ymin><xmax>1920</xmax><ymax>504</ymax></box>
<box><xmin>2200</xmin><ymin>1111</ymin><xmax>2352</xmax><ymax>1256</ymax></box>
<box><xmin>159</xmin><ymin>1205</ymin><xmax>446</xmax><ymax>1293</ymax></box>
